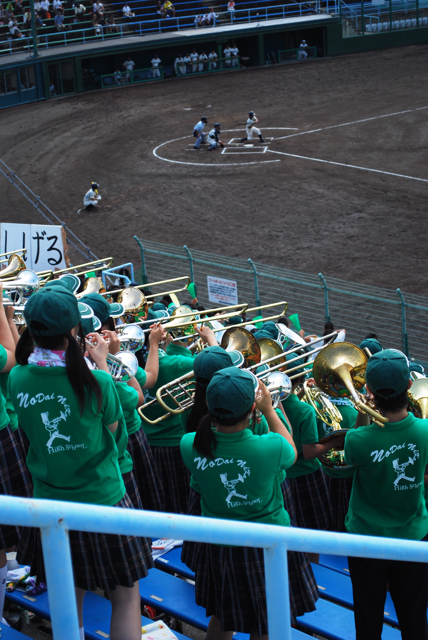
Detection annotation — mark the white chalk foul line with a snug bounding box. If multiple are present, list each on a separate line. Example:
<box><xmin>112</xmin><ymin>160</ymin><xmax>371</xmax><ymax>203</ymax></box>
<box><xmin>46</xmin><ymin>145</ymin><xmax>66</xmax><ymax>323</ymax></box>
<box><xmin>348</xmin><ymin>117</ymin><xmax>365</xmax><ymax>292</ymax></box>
<box><xmin>273</xmin><ymin>106</ymin><xmax>428</xmax><ymax>141</ymax></box>
<box><xmin>152</xmin><ymin>129</ymin><xmax>290</xmax><ymax>167</ymax></box>
<box><xmin>266</xmin><ymin>149</ymin><xmax>428</xmax><ymax>183</ymax></box>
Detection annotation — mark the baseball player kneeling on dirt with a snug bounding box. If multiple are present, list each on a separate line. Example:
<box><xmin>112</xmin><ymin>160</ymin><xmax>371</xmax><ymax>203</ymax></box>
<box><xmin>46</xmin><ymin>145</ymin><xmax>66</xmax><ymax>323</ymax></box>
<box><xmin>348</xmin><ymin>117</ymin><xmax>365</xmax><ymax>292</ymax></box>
<box><xmin>207</xmin><ymin>123</ymin><xmax>224</xmax><ymax>150</ymax></box>
<box><xmin>241</xmin><ymin>111</ymin><xmax>264</xmax><ymax>143</ymax></box>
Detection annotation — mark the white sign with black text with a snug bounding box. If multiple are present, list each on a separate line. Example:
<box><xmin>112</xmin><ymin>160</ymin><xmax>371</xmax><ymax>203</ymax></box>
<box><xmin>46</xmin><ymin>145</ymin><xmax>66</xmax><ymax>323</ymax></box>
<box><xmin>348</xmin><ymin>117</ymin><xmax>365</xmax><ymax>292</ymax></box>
<box><xmin>207</xmin><ymin>275</ymin><xmax>238</xmax><ymax>305</ymax></box>
<box><xmin>1</xmin><ymin>223</ymin><xmax>67</xmax><ymax>272</ymax></box>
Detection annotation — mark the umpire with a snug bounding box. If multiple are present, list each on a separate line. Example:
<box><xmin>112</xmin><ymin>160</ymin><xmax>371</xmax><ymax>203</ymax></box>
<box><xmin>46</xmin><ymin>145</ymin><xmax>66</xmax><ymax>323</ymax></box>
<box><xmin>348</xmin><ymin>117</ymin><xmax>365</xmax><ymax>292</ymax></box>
<box><xmin>193</xmin><ymin>116</ymin><xmax>207</xmax><ymax>149</ymax></box>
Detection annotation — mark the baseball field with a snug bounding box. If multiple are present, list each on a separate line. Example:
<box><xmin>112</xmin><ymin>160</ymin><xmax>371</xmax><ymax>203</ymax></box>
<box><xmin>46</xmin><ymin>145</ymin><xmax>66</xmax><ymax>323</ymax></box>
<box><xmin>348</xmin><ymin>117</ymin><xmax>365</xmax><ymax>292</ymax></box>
<box><xmin>1</xmin><ymin>43</ymin><xmax>427</xmax><ymax>294</ymax></box>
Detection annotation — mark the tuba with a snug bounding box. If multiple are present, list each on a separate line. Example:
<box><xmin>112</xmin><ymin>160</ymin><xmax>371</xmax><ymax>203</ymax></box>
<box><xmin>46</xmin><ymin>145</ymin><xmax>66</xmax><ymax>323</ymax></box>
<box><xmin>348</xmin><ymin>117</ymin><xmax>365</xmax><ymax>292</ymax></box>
<box><xmin>221</xmin><ymin>326</ymin><xmax>261</xmax><ymax>368</ymax></box>
<box><xmin>313</xmin><ymin>342</ymin><xmax>388</xmax><ymax>426</ymax></box>
<box><xmin>408</xmin><ymin>378</ymin><xmax>428</xmax><ymax>419</ymax></box>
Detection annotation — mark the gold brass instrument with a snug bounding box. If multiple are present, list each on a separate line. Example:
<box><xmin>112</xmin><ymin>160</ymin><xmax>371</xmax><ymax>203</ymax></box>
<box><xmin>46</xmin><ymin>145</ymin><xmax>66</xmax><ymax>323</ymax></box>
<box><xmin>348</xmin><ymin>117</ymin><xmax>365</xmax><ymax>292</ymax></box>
<box><xmin>312</xmin><ymin>342</ymin><xmax>388</xmax><ymax>427</ymax></box>
<box><xmin>40</xmin><ymin>257</ymin><xmax>113</xmax><ymax>279</ymax></box>
<box><xmin>76</xmin><ymin>277</ymin><xmax>106</xmax><ymax>299</ymax></box>
<box><xmin>258</xmin><ymin>337</ymin><xmax>287</xmax><ymax>371</ymax></box>
<box><xmin>0</xmin><ymin>253</ymin><xmax>26</xmax><ymax>280</ymax></box>
<box><xmin>302</xmin><ymin>381</ymin><xmax>342</xmax><ymax>430</ymax></box>
<box><xmin>408</xmin><ymin>377</ymin><xmax>428</xmax><ymax>419</ymax></box>
<box><xmin>0</xmin><ymin>248</ymin><xmax>27</xmax><ymax>262</ymax></box>
<box><xmin>221</xmin><ymin>326</ymin><xmax>261</xmax><ymax>368</ymax></box>
<box><xmin>106</xmin><ymin>275</ymin><xmax>190</xmax><ymax>298</ymax></box>
<box><xmin>138</xmin><ymin>371</ymin><xmax>196</xmax><ymax>425</ymax></box>
<box><xmin>249</xmin><ymin>331</ymin><xmax>339</xmax><ymax>382</ymax></box>
<box><xmin>117</xmin><ymin>287</ymin><xmax>149</xmax><ymax>323</ymax></box>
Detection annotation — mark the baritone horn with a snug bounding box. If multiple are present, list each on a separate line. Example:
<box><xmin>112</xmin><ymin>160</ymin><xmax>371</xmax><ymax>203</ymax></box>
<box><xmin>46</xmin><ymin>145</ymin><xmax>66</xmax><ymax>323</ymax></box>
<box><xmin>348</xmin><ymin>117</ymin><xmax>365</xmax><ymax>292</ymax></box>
<box><xmin>312</xmin><ymin>342</ymin><xmax>388</xmax><ymax>426</ymax></box>
<box><xmin>408</xmin><ymin>377</ymin><xmax>428</xmax><ymax>419</ymax></box>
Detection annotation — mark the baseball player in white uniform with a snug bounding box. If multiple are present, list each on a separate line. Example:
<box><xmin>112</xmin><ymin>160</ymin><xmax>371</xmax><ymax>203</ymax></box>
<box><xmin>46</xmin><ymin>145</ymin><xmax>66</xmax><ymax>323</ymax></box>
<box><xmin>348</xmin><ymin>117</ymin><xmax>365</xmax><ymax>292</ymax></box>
<box><xmin>193</xmin><ymin>116</ymin><xmax>208</xmax><ymax>149</ymax></box>
<box><xmin>190</xmin><ymin>49</ymin><xmax>198</xmax><ymax>73</ymax></box>
<box><xmin>230</xmin><ymin>42</ymin><xmax>239</xmax><ymax>67</ymax></box>
<box><xmin>79</xmin><ymin>182</ymin><xmax>101</xmax><ymax>213</ymax></box>
<box><xmin>240</xmin><ymin>111</ymin><xmax>265</xmax><ymax>143</ymax></box>
<box><xmin>198</xmin><ymin>51</ymin><xmax>208</xmax><ymax>72</ymax></box>
<box><xmin>223</xmin><ymin>45</ymin><xmax>232</xmax><ymax>67</ymax></box>
<box><xmin>151</xmin><ymin>54</ymin><xmax>161</xmax><ymax>78</ymax></box>
<box><xmin>208</xmin><ymin>50</ymin><xmax>217</xmax><ymax>70</ymax></box>
<box><xmin>206</xmin><ymin>123</ymin><xmax>224</xmax><ymax>150</ymax></box>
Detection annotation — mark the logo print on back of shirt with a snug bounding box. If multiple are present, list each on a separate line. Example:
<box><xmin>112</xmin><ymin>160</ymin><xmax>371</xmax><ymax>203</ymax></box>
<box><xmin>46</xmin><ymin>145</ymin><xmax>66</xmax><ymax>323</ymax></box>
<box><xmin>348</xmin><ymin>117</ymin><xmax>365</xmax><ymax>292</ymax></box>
<box><xmin>220</xmin><ymin>466</ymin><xmax>250</xmax><ymax>506</ymax></box>
<box><xmin>371</xmin><ymin>443</ymin><xmax>421</xmax><ymax>491</ymax></box>
<box><xmin>41</xmin><ymin>411</ymin><xmax>70</xmax><ymax>452</ymax></box>
<box><xmin>392</xmin><ymin>452</ymin><xmax>418</xmax><ymax>488</ymax></box>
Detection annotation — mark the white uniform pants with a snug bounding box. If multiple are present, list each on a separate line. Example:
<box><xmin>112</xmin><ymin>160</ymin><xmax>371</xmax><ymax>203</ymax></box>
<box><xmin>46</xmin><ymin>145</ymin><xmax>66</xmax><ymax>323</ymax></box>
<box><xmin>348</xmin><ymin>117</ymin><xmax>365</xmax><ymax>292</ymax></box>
<box><xmin>246</xmin><ymin>126</ymin><xmax>261</xmax><ymax>139</ymax></box>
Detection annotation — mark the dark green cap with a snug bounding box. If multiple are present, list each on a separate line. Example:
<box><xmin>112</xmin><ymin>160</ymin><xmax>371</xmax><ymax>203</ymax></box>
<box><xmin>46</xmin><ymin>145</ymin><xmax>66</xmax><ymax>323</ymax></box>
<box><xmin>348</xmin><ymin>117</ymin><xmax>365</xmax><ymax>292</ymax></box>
<box><xmin>81</xmin><ymin>314</ymin><xmax>102</xmax><ymax>336</ymax></box>
<box><xmin>194</xmin><ymin>346</ymin><xmax>233</xmax><ymax>385</ymax></box>
<box><xmin>365</xmin><ymin>349</ymin><xmax>410</xmax><ymax>398</ymax></box>
<box><xmin>224</xmin><ymin>315</ymin><xmax>243</xmax><ymax>326</ymax></box>
<box><xmin>24</xmin><ymin>287</ymin><xmax>81</xmax><ymax>337</ymax></box>
<box><xmin>152</xmin><ymin>302</ymin><xmax>168</xmax><ymax>312</ymax></box>
<box><xmin>207</xmin><ymin>367</ymin><xmax>256</xmax><ymax>420</ymax></box>
<box><xmin>262</xmin><ymin>321</ymin><xmax>279</xmax><ymax>340</ymax></box>
<box><xmin>359</xmin><ymin>338</ymin><xmax>383</xmax><ymax>355</ymax></box>
<box><xmin>409</xmin><ymin>362</ymin><xmax>425</xmax><ymax>375</ymax></box>
<box><xmin>47</xmin><ymin>274</ymin><xmax>80</xmax><ymax>294</ymax></box>
<box><xmin>254</xmin><ymin>329</ymin><xmax>273</xmax><ymax>341</ymax></box>
<box><xmin>82</xmin><ymin>293</ymin><xmax>124</xmax><ymax>324</ymax></box>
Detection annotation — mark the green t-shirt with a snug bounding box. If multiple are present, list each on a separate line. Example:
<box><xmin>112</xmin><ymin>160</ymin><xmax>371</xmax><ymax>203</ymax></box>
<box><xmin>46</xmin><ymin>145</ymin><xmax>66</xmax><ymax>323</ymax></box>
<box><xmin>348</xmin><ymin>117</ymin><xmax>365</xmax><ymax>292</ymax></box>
<box><xmin>283</xmin><ymin>393</ymin><xmax>320</xmax><ymax>478</ymax></box>
<box><xmin>135</xmin><ymin>366</ymin><xmax>147</xmax><ymax>391</ymax></box>
<box><xmin>316</xmin><ymin>398</ymin><xmax>358</xmax><ymax>479</ymax></box>
<box><xmin>344</xmin><ymin>413</ymin><xmax>428</xmax><ymax>540</ymax></box>
<box><xmin>115</xmin><ymin>380</ymin><xmax>141</xmax><ymax>437</ymax></box>
<box><xmin>181</xmin><ymin>429</ymin><xmax>295</xmax><ymax>527</ymax></box>
<box><xmin>142</xmin><ymin>345</ymin><xmax>195</xmax><ymax>447</ymax></box>
<box><xmin>0</xmin><ymin>346</ymin><xmax>10</xmax><ymax>432</ymax></box>
<box><xmin>9</xmin><ymin>365</ymin><xmax>125</xmax><ymax>506</ymax></box>
<box><xmin>0</xmin><ymin>369</ymin><xmax>18</xmax><ymax>431</ymax></box>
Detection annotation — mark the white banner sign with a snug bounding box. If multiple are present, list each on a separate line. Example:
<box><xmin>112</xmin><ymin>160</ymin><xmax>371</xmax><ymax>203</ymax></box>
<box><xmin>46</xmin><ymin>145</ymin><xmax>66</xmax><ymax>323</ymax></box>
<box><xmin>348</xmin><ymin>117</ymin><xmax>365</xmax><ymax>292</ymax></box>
<box><xmin>1</xmin><ymin>223</ymin><xmax>67</xmax><ymax>272</ymax></box>
<box><xmin>207</xmin><ymin>275</ymin><xmax>238</xmax><ymax>305</ymax></box>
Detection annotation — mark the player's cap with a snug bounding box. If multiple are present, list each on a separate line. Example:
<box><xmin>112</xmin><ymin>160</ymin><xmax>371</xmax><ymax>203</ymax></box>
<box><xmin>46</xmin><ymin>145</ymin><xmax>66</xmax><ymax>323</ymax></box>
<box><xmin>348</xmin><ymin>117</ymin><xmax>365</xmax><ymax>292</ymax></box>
<box><xmin>201</xmin><ymin>116</ymin><xmax>208</xmax><ymax>123</ymax></box>
<box><xmin>91</xmin><ymin>182</ymin><xmax>99</xmax><ymax>188</ymax></box>
<box><xmin>81</xmin><ymin>292</ymin><xmax>124</xmax><ymax>324</ymax></box>
<box><xmin>249</xmin><ymin>111</ymin><xmax>254</xmax><ymax>117</ymax></box>
<box><xmin>366</xmin><ymin>349</ymin><xmax>410</xmax><ymax>398</ymax></box>
<box><xmin>214</xmin><ymin>122</ymin><xmax>221</xmax><ymax>128</ymax></box>
<box><xmin>24</xmin><ymin>287</ymin><xmax>80</xmax><ymax>337</ymax></box>
<box><xmin>359</xmin><ymin>338</ymin><xmax>383</xmax><ymax>355</ymax></box>
<box><xmin>194</xmin><ymin>346</ymin><xmax>234</xmax><ymax>386</ymax></box>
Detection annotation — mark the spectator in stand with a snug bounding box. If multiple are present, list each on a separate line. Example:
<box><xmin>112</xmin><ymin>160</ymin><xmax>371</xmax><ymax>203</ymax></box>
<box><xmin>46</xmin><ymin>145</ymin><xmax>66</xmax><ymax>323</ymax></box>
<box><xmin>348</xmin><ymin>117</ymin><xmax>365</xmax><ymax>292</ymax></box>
<box><xmin>122</xmin><ymin>56</ymin><xmax>135</xmax><ymax>78</ymax></box>
<box><xmin>151</xmin><ymin>54</ymin><xmax>161</xmax><ymax>78</ymax></box>
<box><xmin>54</xmin><ymin>8</ymin><xmax>65</xmax><ymax>29</ymax></box>
<box><xmin>92</xmin><ymin>17</ymin><xmax>101</xmax><ymax>34</ymax></box>
<box><xmin>155</xmin><ymin>0</ymin><xmax>163</xmax><ymax>16</ymax></box>
<box><xmin>122</xmin><ymin>3</ymin><xmax>135</xmax><ymax>18</ymax></box>
<box><xmin>198</xmin><ymin>50</ymin><xmax>207</xmax><ymax>72</ymax></box>
<box><xmin>208</xmin><ymin>49</ymin><xmax>217</xmax><ymax>69</ymax></box>
<box><xmin>105</xmin><ymin>14</ymin><xmax>118</xmax><ymax>31</ymax></box>
<box><xmin>92</xmin><ymin>0</ymin><xmax>104</xmax><ymax>21</ymax></box>
<box><xmin>202</xmin><ymin>7</ymin><xmax>215</xmax><ymax>25</ymax></box>
<box><xmin>298</xmin><ymin>39</ymin><xmax>309</xmax><ymax>59</ymax></box>
<box><xmin>161</xmin><ymin>0</ymin><xmax>174</xmax><ymax>17</ymax></box>
<box><xmin>8</xmin><ymin>14</ymin><xmax>24</xmax><ymax>37</ymax></box>
<box><xmin>73</xmin><ymin>1</ymin><xmax>86</xmax><ymax>21</ymax></box>
<box><xmin>53</xmin><ymin>0</ymin><xmax>64</xmax><ymax>14</ymax></box>
<box><xmin>13</xmin><ymin>0</ymin><xmax>22</xmax><ymax>14</ymax></box>
<box><xmin>0</xmin><ymin>4</ymin><xmax>5</xmax><ymax>24</ymax></box>
<box><xmin>40</xmin><ymin>0</ymin><xmax>50</xmax><ymax>18</ymax></box>
<box><xmin>35</xmin><ymin>11</ymin><xmax>46</xmax><ymax>26</ymax></box>
<box><xmin>189</xmin><ymin>49</ymin><xmax>198</xmax><ymax>73</ymax></box>
<box><xmin>194</xmin><ymin>14</ymin><xmax>202</xmax><ymax>27</ymax></box>
<box><xmin>23</xmin><ymin>7</ymin><xmax>31</xmax><ymax>28</ymax></box>
<box><xmin>227</xmin><ymin>0</ymin><xmax>235</xmax><ymax>14</ymax></box>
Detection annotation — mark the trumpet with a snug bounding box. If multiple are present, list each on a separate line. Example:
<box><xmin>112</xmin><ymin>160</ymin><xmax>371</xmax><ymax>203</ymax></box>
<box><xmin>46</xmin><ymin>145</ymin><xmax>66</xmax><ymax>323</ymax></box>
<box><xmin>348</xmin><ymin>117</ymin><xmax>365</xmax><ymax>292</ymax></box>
<box><xmin>86</xmin><ymin>336</ymin><xmax>138</xmax><ymax>382</ymax></box>
<box><xmin>264</xmin><ymin>371</ymin><xmax>292</xmax><ymax>408</ymax></box>
<box><xmin>118</xmin><ymin>324</ymin><xmax>146</xmax><ymax>352</ymax></box>
<box><xmin>312</xmin><ymin>342</ymin><xmax>388</xmax><ymax>427</ymax></box>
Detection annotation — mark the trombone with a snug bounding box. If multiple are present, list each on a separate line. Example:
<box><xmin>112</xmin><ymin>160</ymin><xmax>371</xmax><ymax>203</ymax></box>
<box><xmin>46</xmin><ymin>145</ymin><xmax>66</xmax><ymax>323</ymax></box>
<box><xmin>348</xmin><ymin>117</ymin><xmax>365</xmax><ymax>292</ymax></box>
<box><xmin>39</xmin><ymin>257</ymin><xmax>113</xmax><ymax>279</ymax></box>
<box><xmin>0</xmin><ymin>253</ymin><xmax>26</xmax><ymax>280</ymax></box>
<box><xmin>138</xmin><ymin>370</ymin><xmax>196</xmax><ymax>425</ymax></box>
<box><xmin>106</xmin><ymin>275</ymin><xmax>191</xmax><ymax>298</ymax></box>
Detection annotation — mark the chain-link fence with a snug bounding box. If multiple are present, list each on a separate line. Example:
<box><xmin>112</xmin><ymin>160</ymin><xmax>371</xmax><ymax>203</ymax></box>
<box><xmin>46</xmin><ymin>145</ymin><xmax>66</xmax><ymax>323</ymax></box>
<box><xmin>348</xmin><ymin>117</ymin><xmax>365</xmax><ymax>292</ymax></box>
<box><xmin>135</xmin><ymin>236</ymin><xmax>428</xmax><ymax>366</ymax></box>
<box><xmin>0</xmin><ymin>159</ymin><xmax>96</xmax><ymax>264</ymax></box>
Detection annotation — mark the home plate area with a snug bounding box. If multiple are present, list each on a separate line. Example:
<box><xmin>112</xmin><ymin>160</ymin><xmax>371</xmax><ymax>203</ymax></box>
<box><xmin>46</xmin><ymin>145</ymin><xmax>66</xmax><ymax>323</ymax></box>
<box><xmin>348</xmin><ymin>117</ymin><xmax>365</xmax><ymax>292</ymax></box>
<box><xmin>222</xmin><ymin>138</ymin><xmax>274</xmax><ymax>154</ymax></box>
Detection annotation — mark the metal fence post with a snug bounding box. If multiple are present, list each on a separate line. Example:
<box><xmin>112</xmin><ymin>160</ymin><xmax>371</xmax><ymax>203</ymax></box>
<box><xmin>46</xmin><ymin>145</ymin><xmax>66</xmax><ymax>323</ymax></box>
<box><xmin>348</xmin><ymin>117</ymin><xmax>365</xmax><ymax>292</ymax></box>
<box><xmin>248</xmin><ymin>258</ymin><xmax>261</xmax><ymax>306</ymax></box>
<box><xmin>396</xmin><ymin>288</ymin><xmax>409</xmax><ymax>356</ymax></box>
<box><xmin>183</xmin><ymin>245</ymin><xmax>195</xmax><ymax>284</ymax></box>
<box><xmin>133</xmin><ymin>235</ymin><xmax>148</xmax><ymax>283</ymax></box>
<box><xmin>318</xmin><ymin>273</ymin><xmax>331</xmax><ymax>322</ymax></box>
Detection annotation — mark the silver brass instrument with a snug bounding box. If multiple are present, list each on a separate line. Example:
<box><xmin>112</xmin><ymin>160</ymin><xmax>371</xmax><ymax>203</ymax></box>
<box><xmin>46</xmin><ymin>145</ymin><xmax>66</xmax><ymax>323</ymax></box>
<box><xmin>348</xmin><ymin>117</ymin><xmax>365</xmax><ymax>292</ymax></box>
<box><xmin>118</xmin><ymin>324</ymin><xmax>146</xmax><ymax>352</ymax></box>
<box><xmin>264</xmin><ymin>371</ymin><xmax>292</xmax><ymax>408</ymax></box>
<box><xmin>2</xmin><ymin>269</ymin><xmax>40</xmax><ymax>308</ymax></box>
<box><xmin>107</xmin><ymin>351</ymin><xmax>139</xmax><ymax>382</ymax></box>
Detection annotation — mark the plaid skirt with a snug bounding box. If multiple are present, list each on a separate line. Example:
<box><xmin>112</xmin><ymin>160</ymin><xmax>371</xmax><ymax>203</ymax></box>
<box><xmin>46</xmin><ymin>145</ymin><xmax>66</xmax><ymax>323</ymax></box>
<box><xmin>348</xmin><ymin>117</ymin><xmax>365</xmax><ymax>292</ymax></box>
<box><xmin>325</xmin><ymin>475</ymin><xmax>354</xmax><ymax>533</ymax></box>
<box><xmin>151</xmin><ymin>445</ymin><xmax>190</xmax><ymax>514</ymax></box>
<box><xmin>181</xmin><ymin>487</ymin><xmax>202</xmax><ymax>572</ymax></box>
<box><xmin>0</xmin><ymin>424</ymin><xmax>33</xmax><ymax>549</ymax></box>
<box><xmin>123</xmin><ymin>470</ymin><xmax>143</xmax><ymax>510</ymax></box>
<box><xmin>17</xmin><ymin>493</ymin><xmax>154</xmax><ymax>591</ymax></box>
<box><xmin>281</xmin><ymin>477</ymin><xmax>297</xmax><ymax>527</ymax></box>
<box><xmin>288</xmin><ymin>468</ymin><xmax>333</xmax><ymax>531</ymax></box>
<box><xmin>127</xmin><ymin>428</ymin><xmax>165</xmax><ymax>512</ymax></box>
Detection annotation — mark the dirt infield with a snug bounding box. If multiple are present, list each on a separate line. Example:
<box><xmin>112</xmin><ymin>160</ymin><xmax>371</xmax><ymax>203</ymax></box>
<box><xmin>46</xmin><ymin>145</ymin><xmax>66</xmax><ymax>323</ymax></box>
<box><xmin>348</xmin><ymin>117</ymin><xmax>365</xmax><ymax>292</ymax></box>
<box><xmin>1</xmin><ymin>44</ymin><xmax>427</xmax><ymax>293</ymax></box>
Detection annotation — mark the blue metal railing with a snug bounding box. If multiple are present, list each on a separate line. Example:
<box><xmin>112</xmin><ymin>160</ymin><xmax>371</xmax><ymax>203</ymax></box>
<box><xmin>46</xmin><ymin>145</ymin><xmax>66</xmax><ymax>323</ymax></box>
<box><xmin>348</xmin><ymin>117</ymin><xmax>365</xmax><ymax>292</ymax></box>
<box><xmin>1</xmin><ymin>494</ymin><xmax>428</xmax><ymax>640</ymax></box>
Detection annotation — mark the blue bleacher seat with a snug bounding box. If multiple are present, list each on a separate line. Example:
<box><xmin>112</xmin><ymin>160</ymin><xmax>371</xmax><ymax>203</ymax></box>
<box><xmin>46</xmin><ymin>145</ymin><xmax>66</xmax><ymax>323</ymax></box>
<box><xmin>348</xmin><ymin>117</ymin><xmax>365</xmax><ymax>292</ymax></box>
<box><xmin>0</xmin><ymin>625</ymin><xmax>30</xmax><ymax>639</ymax></box>
<box><xmin>319</xmin><ymin>553</ymin><xmax>350</xmax><ymax>575</ymax></box>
